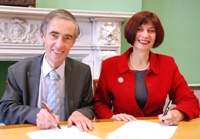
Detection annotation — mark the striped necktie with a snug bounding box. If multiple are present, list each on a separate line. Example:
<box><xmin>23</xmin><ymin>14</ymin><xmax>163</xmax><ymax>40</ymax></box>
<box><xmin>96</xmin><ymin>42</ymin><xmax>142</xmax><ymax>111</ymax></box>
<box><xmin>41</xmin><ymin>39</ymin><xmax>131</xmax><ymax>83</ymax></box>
<box><xmin>46</xmin><ymin>70</ymin><xmax>60</xmax><ymax>116</ymax></box>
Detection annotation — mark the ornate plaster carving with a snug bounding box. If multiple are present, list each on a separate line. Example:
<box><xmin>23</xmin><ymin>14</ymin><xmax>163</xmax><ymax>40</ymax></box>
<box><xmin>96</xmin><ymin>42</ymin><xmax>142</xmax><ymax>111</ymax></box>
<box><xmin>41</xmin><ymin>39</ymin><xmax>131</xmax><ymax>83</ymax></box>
<box><xmin>99</xmin><ymin>22</ymin><xmax>120</xmax><ymax>45</ymax></box>
<box><xmin>0</xmin><ymin>18</ymin><xmax>40</xmax><ymax>44</ymax></box>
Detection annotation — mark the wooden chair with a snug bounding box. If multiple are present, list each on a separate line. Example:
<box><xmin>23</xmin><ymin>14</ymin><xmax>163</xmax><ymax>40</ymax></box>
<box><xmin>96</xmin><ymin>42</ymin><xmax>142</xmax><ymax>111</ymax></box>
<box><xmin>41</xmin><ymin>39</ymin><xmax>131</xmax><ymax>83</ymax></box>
<box><xmin>93</xmin><ymin>79</ymin><xmax>99</xmax><ymax>93</ymax></box>
<box><xmin>6</xmin><ymin>81</ymin><xmax>8</xmax><ymax>87</ymax></box>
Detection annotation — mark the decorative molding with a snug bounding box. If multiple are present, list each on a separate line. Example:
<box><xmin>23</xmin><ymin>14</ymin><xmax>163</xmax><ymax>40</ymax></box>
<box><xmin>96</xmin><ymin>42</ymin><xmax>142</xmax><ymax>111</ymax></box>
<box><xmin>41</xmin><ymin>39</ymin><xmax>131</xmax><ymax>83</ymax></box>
<box><xmin>0</xmin><ymin>18</ymin><xmax>39</xmax><ymax>44</ymax></box>
<box><xmin>99</xmin><ymin>22</ymin><xmax>120</xmax><ymax>45</ymax></box>
<box><xmin>0</xmin><ymin>5</ymin><xmax>134</xmax><ymax>78</ymax></box>
<box><xmin>0</xmin><ymin>5</ymin><xmax>134</xmax><ymax>19</ymax></box>
<box><xmin>188</xmin><ymin>84</ymin><xmax>200</xmax><ymax>90</ymax></box>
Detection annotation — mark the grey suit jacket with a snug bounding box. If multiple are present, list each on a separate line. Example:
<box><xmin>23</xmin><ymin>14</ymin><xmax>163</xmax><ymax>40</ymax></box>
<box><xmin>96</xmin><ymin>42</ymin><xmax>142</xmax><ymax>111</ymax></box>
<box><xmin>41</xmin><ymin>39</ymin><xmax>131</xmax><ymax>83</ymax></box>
<box><xmin>0</xmin><ymin>54</ymin><xmax>94</xmax><ymax>125</ymax></box>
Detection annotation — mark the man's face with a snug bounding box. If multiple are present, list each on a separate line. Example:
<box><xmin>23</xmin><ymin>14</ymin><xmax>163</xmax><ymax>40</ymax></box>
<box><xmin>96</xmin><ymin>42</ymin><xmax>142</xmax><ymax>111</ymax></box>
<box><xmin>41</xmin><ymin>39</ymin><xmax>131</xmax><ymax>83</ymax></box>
<box><xmin>41</xmin><ymin>17</ymin><xmax>76</xmax><ymax>69</ymax></box>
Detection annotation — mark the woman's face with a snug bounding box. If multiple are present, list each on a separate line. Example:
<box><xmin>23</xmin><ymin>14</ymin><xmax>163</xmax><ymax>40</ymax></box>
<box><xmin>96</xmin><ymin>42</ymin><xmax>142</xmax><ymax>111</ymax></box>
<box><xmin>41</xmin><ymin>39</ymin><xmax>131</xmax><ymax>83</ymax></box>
<box><xmin>133</xmin><ymin>22</ymin><xmax>156</xmax><ymax>51</ymax></box>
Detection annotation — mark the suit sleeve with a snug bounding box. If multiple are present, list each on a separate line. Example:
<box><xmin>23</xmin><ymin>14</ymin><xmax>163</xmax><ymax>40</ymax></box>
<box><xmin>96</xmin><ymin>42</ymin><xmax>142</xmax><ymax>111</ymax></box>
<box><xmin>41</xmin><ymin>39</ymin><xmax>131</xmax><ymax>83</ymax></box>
<box><xmin>0</xmin><ymin>66</ymin><xmax>40</xmax><ymax>125</ymax></box>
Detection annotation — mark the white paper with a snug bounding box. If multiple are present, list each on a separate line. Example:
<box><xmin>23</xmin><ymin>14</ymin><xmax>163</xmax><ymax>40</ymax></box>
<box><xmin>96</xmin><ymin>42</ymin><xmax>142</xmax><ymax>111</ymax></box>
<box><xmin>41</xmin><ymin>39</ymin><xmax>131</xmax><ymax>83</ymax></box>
<box><xmin>106</xmin><ymin>120</ymin><xmax>178</xmax><ymax>139</ymax></box>
<box><xmin>27</xmin><ymin>126</ymin><xmax>101</xmax><ymax>139</ymax></box>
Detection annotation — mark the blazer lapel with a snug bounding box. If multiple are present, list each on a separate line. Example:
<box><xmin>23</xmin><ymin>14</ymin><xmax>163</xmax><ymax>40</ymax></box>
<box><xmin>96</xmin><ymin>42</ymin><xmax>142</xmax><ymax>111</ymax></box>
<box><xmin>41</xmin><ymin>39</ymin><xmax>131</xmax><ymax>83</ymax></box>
<box><xmin>27</xmin><ymin>55</ymin><xmax>44</xmax><ymax>107</ymax></box>
<box><xmin>64</xmin><ymin>58</ymin><xmax>76</xmax><ymax>119</ymax></box>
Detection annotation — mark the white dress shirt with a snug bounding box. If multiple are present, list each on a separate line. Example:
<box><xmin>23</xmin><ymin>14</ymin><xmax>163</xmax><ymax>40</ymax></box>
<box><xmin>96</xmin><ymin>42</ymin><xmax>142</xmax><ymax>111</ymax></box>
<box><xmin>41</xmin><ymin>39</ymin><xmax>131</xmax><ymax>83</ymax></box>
<box><xmin>37</xmin><ymin>55</ymin><xmax>65</xmax><ymax>121</ymax></box>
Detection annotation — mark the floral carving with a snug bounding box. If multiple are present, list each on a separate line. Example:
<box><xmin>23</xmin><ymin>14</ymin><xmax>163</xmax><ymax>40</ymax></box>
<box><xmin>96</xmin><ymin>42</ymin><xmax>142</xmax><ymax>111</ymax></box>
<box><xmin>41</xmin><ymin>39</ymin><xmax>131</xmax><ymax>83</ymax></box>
<box><xmin>99</xmin><ymin>22</ymin><xmax>120</xmax><ymax>45</ymax></box>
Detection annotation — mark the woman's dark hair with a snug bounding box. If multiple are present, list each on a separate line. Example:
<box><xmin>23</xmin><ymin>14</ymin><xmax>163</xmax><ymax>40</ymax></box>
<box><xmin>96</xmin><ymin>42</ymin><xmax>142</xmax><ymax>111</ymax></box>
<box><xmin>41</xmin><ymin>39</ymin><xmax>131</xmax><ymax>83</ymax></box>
<box><xmin>124</xmin><ymin>11</ymin><xmax>164</xmax><ymax>48</ymax></box>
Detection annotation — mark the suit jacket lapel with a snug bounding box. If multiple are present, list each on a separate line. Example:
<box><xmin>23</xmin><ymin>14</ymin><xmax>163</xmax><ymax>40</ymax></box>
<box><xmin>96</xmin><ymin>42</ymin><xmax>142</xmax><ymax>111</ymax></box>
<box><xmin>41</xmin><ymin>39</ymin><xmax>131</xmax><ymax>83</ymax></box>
<box><xmin>64</xmin><ymin>58</ymin><xmax>76</xmax><ymax>119</ymax></box>
<box><xmin>27</xmin><ymin>55</ymin><xmax>44</xmax><ymax>107</ymax></box>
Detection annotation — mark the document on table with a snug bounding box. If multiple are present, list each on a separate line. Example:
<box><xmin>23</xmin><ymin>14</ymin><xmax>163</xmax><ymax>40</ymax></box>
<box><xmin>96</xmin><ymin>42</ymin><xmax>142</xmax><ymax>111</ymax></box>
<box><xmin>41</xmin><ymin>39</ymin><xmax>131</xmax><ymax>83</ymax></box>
<box><xmin>27</xmin><ymin>126</ymin><xmax>101</xmax><ymax>139</ymax></box>
<box><xmin>106</xmin><ymin>120</ymin><xmax>178</xmax><ymax>139</ymax></box>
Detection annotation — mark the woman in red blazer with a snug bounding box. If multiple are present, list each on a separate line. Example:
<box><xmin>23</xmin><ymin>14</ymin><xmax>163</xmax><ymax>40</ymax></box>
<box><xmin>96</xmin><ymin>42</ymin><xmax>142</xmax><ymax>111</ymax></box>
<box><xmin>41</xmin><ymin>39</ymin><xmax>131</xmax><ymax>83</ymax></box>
<box><xmin>94</xmin><ymin>11</ymin><xmax>199</xmax><ymax>126</ymax></box>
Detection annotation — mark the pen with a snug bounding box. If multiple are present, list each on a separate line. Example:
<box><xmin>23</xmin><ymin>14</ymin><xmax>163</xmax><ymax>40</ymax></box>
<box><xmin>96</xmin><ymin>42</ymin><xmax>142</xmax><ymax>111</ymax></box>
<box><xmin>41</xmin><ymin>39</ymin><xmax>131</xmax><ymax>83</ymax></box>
<box><xmin>161</xmin><ymin>100</ymin><xmax>172</xmax><ymax>123</ymax></box>
<box><xmin>42</xmin><ymin>101</ymin><xmax>61</xmax><ymax>129</ymax></box>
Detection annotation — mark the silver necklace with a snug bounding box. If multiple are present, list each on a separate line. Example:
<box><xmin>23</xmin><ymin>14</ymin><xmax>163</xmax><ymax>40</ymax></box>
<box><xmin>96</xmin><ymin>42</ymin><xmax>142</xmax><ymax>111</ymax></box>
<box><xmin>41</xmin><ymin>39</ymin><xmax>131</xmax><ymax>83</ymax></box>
<box><xmin>129</xmin><ymin>53</ymin><xmax>150</xmax><ymax>71</ymax></box>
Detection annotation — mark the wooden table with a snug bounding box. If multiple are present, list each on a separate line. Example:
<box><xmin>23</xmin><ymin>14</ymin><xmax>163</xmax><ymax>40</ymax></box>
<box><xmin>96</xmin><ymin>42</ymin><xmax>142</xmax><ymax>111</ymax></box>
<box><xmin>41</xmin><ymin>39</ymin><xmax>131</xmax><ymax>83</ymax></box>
<box><xmin>0</xmin><ymin>117</ymin><xmax>200</xmax><ymax>139</ymax></box>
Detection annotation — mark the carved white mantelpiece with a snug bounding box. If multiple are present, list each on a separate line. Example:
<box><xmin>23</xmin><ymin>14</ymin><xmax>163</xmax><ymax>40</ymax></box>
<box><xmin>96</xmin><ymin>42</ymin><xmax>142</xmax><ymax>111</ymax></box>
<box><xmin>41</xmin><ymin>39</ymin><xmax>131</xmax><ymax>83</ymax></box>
<box><xmin>0</xmin><ymin>6</ymin><xmax>134</xmax><ymax>79</ymax></box>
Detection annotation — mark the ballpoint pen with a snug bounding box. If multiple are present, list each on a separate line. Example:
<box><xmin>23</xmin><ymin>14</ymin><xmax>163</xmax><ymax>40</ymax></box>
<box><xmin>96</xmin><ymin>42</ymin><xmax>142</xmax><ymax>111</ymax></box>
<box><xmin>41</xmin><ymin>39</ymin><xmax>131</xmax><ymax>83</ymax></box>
<box><xmin>42</xmin><ymin>101</ymin><xmax>61</xmax><ymax>129</ymax></box>
<box><xmin>161</xmin><ymin>100</ymin><xmax>172</xmax><ymax>123</ymax></box>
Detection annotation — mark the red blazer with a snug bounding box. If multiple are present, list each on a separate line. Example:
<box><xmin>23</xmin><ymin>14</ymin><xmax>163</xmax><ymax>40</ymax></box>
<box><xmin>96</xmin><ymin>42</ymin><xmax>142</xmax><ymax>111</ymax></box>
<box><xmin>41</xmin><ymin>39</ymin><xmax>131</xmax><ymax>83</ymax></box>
<box><xmin>94</xmin><ymin>48</ymin><xmax>199</xmax><ymax>120</ymax></box>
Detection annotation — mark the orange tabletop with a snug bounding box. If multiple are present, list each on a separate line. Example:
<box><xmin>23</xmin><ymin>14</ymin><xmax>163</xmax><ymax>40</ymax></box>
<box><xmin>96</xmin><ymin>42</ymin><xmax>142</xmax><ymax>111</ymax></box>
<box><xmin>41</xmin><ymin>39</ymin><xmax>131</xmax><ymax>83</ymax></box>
<box><xmin>0</xmin><ymin>117</ymin><xmax>200</xmax><ymax>139</ymax></box>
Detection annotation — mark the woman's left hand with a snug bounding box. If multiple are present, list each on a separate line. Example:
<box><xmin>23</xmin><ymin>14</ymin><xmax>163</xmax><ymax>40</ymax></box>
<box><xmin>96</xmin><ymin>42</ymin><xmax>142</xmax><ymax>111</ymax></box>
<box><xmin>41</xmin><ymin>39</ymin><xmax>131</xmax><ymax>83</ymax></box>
<box><xmin>111</xmin><ymin>113</ymin><xmax>136</xmax><ymax>122</ymax></box>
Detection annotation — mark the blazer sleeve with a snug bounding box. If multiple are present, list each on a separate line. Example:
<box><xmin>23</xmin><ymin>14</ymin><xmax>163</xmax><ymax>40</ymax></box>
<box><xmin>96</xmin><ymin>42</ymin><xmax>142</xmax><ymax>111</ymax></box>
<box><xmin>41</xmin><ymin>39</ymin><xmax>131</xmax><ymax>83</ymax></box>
<box><xmin>169</xmin><ymin>59</ymin><xmax>200</xmax><ymax>120</ymax></box>
<box><xmin>0</xmin><ymin>66</ymin><xmax>40</xmax><ymax>125</ymax></box>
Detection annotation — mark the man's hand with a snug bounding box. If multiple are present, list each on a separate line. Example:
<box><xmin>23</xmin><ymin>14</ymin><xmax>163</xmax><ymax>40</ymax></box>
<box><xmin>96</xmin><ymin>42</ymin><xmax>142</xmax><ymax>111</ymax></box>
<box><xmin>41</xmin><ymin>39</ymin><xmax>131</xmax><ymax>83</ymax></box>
<box><xmin>36</xmin><ymin>109</ymin><xmax>59</xmax><ymax>129</ymax></box>
<box><xmin>67</xmin><ymin>111</ymin><xmax>94</xmax><ymax>132</ymax></box>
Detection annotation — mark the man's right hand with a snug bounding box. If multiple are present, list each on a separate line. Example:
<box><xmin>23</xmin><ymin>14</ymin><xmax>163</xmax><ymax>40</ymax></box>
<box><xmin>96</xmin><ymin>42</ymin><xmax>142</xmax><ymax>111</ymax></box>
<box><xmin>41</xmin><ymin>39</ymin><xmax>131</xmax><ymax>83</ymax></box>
<box><xmin>36</xmin><ymin>109</ymin><xmax>59</xmax><ymax>129</ymax></box>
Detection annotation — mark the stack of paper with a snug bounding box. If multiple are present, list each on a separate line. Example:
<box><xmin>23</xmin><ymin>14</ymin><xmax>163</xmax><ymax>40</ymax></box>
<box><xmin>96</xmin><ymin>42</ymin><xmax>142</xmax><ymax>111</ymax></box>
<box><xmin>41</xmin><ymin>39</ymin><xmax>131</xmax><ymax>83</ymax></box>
<box><xmin>27</xmin><ymin>126</ymin><xmax>101</xmax><ymax>139</ymax></box>
<box><xmin>106</xmin><ymin>120</ymin><xmax>178</xmax><ymax>139</ymax></box>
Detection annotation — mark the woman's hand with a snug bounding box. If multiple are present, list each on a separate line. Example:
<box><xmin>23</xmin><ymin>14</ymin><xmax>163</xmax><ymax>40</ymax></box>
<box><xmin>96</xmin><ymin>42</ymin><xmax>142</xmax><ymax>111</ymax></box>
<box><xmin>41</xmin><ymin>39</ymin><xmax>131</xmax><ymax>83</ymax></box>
<box><xmin>158</xmin><ymin>110</ymin><xmax>186</xmax><ymax>126</ymax></box>
<box><xmin>111</xmin><ymin>113</ymin><xmax>136</xmax><ymax>122</ymax></box>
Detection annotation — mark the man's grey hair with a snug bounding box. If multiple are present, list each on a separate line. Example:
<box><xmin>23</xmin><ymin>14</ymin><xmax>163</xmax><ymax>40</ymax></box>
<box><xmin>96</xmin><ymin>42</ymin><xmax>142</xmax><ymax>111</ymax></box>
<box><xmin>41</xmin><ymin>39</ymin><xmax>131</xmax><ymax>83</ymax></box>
<box><xmin>40</xmin><ymin>9</ymin><xmax>80</xmax><ymax>39</ymax></box>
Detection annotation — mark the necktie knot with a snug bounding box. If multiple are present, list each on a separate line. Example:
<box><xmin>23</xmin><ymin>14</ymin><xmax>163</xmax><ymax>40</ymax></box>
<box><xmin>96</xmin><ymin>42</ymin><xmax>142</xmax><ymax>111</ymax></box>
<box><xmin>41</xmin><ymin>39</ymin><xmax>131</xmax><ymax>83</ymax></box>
<box><xmin>49</xmin><ymin>70</ymin><xmax>59</xmax><ymax>80</ymax></box>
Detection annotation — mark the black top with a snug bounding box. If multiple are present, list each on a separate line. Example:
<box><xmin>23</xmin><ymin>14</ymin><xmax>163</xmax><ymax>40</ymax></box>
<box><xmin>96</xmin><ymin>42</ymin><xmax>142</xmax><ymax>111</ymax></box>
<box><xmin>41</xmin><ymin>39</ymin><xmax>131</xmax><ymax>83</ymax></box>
<box><xmin>134</xmin><ymin>70</ymin><xmax>148</xmax><ymax>109</ymax></box>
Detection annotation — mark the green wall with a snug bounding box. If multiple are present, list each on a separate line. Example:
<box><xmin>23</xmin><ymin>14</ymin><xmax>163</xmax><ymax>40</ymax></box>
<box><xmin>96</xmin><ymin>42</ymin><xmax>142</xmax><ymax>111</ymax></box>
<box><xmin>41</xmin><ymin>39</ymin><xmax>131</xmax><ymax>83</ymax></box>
<box><xmin>36</xmin><ymin>0</ymin><xmax>142</xmax><ymax>12</ymax></box>
<box><xmin>0</xmin><ymin>61</ymin><xmax>17</xmax><ymax>98</ymax></box>
<box><xmin>142</xmin><ymin>0</ymin><xmax>200</xmax><ymax>85</ymax></box>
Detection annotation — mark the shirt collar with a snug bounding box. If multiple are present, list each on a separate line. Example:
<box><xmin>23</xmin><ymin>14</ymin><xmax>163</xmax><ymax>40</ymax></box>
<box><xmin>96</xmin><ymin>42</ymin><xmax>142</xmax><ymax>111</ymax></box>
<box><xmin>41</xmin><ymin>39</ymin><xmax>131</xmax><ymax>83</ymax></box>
<box><xmin>42</xmin><ymin>54</ymin><xmax>65</xmax><ymax>79</ymax></box>
<box><xmin>117</xmin><ymin>47</ymin><xmax>159</xmax><ymax>74</ymax></box>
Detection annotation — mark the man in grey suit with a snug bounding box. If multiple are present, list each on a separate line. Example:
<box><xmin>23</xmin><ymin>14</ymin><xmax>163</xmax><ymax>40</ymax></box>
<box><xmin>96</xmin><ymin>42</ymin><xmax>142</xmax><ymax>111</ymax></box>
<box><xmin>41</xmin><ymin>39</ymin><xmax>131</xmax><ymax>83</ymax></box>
<box><xmin>0</xmin><ymin>9</ymin><xmax>94</xmax><ymax>132</ymax></box>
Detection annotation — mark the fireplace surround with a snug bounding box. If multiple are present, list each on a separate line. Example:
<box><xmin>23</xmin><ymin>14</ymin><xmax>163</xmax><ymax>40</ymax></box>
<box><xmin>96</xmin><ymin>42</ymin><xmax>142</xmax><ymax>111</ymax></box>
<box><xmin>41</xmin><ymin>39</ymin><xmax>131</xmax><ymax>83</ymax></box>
<box><xmin>0</xmin><ymin>5</ymin><xmax>133</xmax><ymax>79</ymax></box>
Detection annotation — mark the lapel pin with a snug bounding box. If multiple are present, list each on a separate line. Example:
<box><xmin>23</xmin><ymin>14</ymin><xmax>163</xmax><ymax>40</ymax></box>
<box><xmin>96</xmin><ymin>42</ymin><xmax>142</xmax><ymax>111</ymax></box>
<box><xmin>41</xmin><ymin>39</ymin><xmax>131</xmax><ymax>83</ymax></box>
<box><xmin>118</xmin><ymin>77</ymin><xmax>124</xmax><ymax>83</ymax></box>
